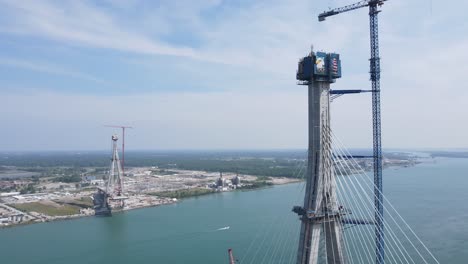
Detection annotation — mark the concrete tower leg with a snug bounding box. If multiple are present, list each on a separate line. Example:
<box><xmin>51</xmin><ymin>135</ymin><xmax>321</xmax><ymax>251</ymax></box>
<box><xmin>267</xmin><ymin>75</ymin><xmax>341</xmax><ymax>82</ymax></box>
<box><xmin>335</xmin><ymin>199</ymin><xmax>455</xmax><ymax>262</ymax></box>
<box><xmin>296</xmin><ymin>80</ymin><xmax>345</xmax><ymax>264</ymax></box>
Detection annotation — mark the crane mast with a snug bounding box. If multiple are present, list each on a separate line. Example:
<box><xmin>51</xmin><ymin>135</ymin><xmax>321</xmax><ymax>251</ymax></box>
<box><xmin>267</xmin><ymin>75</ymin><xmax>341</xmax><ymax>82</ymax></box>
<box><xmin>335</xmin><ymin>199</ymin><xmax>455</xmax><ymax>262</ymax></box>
<box><xmin>318</xmin><ymin>1</ymin><xmax>387</xmax><ymax>264</ymax></box>
<box><xmin>369</xmin><ymin>4</ymin><xmax>384</xmax><ymax>264</ymax></box>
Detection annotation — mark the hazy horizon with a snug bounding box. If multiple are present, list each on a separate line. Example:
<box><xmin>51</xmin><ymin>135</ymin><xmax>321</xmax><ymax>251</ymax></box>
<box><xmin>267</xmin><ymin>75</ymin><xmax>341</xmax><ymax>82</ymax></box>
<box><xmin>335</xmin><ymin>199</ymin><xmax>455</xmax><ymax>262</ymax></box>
<box><xmin>2</xmin><ymin>147</ymin><xmax>468</xmax><ymax>153</ymax></box>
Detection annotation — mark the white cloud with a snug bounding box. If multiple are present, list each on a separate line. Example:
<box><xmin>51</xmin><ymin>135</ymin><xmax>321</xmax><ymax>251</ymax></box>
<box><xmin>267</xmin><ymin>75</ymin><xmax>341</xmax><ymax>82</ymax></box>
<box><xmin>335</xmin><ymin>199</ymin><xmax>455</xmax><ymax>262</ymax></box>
<box><xmin>0</xmin><ymin>0</ymin><xmax>467</xmax><ymax>150</ymax></box>
<box><xmin>0</xmin><ymin>58</ymin><xmax>107</xmax><ymax>84</ymax></box>
<box><xmin>0</xmin><ymin>90</ymin><xmax>308</xmax><ymax>150</ymax></box>
<box><xmin>0</xmin><ymin>0</ymin><xmax>197</xmax><ymax>58</ymax></box>
<box><xmin>2</xmin><ymin>83</ymin><xmax>467</xmax><ymax>151</ymax></box>
<box><xmin>0</xmin><ymin>0</ymin><xmax>364</xmax><ymax>75</ymax></box>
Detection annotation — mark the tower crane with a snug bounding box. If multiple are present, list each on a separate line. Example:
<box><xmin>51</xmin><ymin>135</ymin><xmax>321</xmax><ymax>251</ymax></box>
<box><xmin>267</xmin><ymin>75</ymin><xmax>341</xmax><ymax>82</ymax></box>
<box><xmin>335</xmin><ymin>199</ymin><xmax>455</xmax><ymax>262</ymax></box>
<box><xmin>318</xmin><ymin>1</ymin><xmax>388</xmax><ymax>264</ymax></box>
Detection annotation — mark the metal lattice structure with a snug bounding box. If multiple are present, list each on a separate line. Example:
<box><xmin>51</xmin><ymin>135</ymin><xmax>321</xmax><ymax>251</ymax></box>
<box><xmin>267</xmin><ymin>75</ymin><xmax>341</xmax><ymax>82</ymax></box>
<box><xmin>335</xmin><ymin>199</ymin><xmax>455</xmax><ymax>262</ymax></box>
<box><xmin>369</xmin><ymin>4</ymin><xmax>385</xmax><ymax>264</ymax></box>
<box><xmin>105</xmin><ymin>125</ymin><xmax>132</xmax><ymax>174</ymax></box>
<box><xmin>318</xmin><ymin>1</ymin><xmax>387</xmax><ymax>263</ymax></box>
<box><xmin>93</xmin><ymin>135</ymin><xmax>127</xmax><ymax>216</ymax></box>
<box><xmin>108</xmin><ymin>135</ymin><xmax>124</xmax><ymax>196</ymax></box>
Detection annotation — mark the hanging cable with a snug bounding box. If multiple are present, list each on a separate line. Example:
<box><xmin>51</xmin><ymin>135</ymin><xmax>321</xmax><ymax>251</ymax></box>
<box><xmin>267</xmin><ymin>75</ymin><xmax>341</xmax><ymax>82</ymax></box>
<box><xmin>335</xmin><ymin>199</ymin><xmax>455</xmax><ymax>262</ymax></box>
<box><xmin>332</xmin><ymin>131</ymin><xmax>440</xmax><ymax>263</ymax></box>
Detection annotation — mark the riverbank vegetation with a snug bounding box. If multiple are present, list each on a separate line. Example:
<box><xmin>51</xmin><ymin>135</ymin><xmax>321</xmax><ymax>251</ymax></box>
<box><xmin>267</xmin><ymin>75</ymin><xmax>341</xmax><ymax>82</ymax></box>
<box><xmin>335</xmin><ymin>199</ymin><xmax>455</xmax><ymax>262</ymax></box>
<box><xmin>0</xmin><ymin>151</ymin><xmax>306</xmax><ymax>179</ymax></box>
<box><xmin>239</xmin><ymin>176</ymin><xmax>274</xmax><ymax>190</ymax></box>
<box><xmin>151</xmin><ymin>188</ymin><xmax>215</xmax><ymax>199</ymax></box>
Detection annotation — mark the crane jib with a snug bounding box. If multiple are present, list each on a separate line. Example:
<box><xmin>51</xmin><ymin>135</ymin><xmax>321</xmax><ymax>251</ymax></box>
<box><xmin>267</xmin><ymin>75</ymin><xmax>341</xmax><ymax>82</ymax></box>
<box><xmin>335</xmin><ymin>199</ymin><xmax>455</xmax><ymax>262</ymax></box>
<box><xmin>318</xmin><ymin>0</ymin><xmax>387</xmax><ymax>21</ymax></box>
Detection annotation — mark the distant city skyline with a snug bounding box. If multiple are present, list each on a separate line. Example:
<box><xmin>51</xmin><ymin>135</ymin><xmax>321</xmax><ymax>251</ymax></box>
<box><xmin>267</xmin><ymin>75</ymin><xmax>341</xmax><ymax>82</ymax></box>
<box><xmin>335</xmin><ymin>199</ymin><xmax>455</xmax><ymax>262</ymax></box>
<box><xmin>1</xmin><ymin>0</ymin><xmax>467</xmax><ymax>151</ymax></box>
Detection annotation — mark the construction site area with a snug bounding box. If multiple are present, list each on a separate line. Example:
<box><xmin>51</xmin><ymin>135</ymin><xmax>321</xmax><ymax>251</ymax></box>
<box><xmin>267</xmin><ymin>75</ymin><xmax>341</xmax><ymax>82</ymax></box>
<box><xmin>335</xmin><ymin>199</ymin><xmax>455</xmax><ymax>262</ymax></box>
<box><xmin>0</xmin><ymin>127</ymin><xmax>417</xmax><ymax>228</ymax></box>
<box><xmin>0</xmin><ymin>137</ymin><xmax>418</xmax><ymax>227</ymax></box>
<box><xmin>0</xmin><ymin>137</ymin><xmax>300</xmax><ymax>227</ymax></box>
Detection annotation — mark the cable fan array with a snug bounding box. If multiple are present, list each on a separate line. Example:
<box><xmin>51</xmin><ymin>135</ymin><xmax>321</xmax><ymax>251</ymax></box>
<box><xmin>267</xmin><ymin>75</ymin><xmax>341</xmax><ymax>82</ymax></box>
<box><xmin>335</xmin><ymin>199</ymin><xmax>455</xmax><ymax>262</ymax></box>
<box><xmin>331</xmin><ymin>130</ymin><xmax>439</xmax><ymax>264</ymax></box>
<box><xmin>237</xmin><ymin>131</ymin><xmax>440</xmax><ymax>263</ymax></box>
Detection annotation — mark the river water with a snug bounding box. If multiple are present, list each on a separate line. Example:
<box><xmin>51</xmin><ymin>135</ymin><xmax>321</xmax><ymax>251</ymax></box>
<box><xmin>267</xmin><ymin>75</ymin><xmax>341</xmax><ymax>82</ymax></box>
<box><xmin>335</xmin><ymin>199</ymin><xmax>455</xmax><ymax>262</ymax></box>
<box><xmin>0</xmin><ymin>158</ymin><xmax>467</xmax><ymax>263</ymax></box>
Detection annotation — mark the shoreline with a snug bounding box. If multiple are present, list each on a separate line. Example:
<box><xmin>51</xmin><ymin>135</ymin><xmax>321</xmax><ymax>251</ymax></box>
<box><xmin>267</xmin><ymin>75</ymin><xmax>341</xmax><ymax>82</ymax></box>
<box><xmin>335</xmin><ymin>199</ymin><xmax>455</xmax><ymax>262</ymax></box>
<box><xmin>0</xmin><ymin>177</ymin><xmax>300</xmax><ymax>229</ymax></box>
<box><xmin>0</xmin><ymin>197</ymin><xmax>178</xmax><ymax>229</ymax></box>
<box><xmin>0</xmin><ymin>161</ymin><xmax>416</xmax><ymax>230</ymax></box>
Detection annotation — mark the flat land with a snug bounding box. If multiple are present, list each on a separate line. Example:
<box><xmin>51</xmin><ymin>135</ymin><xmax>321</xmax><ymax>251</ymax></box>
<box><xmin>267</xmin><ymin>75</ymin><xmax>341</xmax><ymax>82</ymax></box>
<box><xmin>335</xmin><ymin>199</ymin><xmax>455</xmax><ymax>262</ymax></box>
<box><xmin>10</xmin><ymin>202</ymin><xmax>81</xmax><ymax>216</ymax></box>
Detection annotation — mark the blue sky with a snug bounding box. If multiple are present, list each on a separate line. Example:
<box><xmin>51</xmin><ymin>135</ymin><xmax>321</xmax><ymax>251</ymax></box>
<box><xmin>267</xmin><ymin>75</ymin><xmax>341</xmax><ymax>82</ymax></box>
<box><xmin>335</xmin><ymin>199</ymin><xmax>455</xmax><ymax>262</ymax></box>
<box><xmin>0</xmin><ymin>0</ymin><xmax>467</xmax><ymax>151</ymax></box>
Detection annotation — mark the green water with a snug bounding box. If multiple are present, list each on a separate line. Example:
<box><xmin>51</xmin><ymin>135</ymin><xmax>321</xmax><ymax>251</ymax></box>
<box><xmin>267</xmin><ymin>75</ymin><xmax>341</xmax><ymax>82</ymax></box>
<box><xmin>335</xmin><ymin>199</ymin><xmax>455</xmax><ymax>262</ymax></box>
<box><xmin>0</xmin><ymin>158</ymin><xmax>467</xmax><ymax>263</ymax></box>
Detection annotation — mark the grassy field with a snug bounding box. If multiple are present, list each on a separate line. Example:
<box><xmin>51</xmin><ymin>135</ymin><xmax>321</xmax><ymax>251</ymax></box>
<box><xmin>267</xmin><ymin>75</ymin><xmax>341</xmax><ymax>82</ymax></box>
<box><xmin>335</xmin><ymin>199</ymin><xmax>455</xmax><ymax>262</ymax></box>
<box><xmin>152</xmin><ymin>188</ymin><xmax>215</xmax><ymax>199</ymax></box>
<box><xmin>55</xmin><ymin>197</ymin><xmax>94</xmax><ymax>208</ymax></box>
<box><xmin>10</xmin><ymin>202</ymin><xmax>81</xmax><ymax>216</ymax></box>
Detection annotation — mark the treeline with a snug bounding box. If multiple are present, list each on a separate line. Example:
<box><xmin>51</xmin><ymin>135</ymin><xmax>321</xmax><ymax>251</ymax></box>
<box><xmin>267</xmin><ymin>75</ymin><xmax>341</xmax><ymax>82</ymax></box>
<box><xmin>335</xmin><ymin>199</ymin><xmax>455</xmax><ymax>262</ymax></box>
<box><xmin>0</xmin><ymin>151</ymin><xmax>307</xmax><ymax>178</ymax></box>
<box><xmin>0</xmin><ymin>152</ymin><xmax>110</xmax><ymax>168</ymax></box>
<box><xmin>171</xmin><ymin>158</ymin><xmax>303</xmax><ymax>178</ymax></box>
<box><xmin>429</xmin><ymin>151</ymin><xmax>468</xmax><ymax>158</ymax></box>
<box><xmin>152</xmin><ymin>188</ymin><xmax>214</xmax><ymax>199</ymax></box>
<box><xmin>52</xmin><ymin>174</ymin><xmax>82</xmax><ymax>183</ymax></box>
<box><xmin>0</xmin><ymin>151</ymin><xmax>305</xmax><ymax>167</ymax></box>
